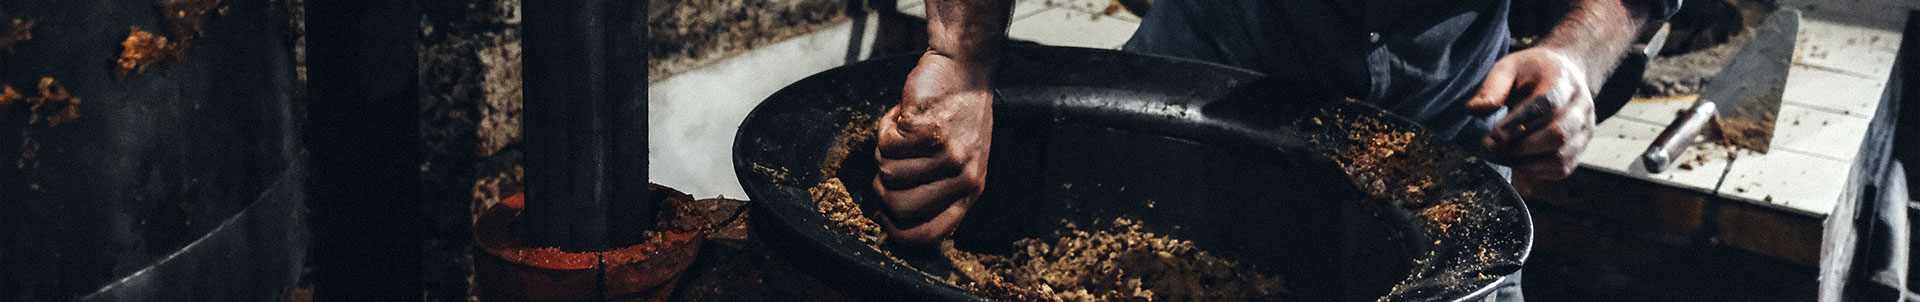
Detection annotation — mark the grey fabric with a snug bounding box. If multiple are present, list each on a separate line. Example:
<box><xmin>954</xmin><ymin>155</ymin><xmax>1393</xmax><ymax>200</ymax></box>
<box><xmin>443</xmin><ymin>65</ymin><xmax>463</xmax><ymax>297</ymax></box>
<box><xmin>1123</xmin><ymin>0</ymin><xmax>1680</xmax><ymax>143</ymax></box>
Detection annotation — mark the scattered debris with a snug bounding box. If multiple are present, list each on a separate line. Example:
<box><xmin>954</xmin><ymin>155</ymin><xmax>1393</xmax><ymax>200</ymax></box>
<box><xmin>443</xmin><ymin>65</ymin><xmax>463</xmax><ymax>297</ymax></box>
<box><xmin>648</xmin><ymin>0</ymin><xmax>846</xmax><ymax>82</ymax></box>
<box><xmin>1321</xmin><ymin>110</ymin><xmax>1478</xmax><ymax>235</ymax></box>
<box><xmin>943</xmin><ymin>219</ymin><xmax>1288</xmax><ymax>302</ymax></box>
<box><xmin>116</xmin><ymin>0</ymin><xmax>228</xmax><ymax>76</ymax></box>
<box><xmin>163</xmin><ymin>0</ymin><xmax>226</xmax><ymax>41</ymax></box>
<box><xmin>0</xmin><ymin>12</ymin><xmax>32</xmax><ymax>54</ymax></box>
<box><xmin>28</xmin><ymin>78</ymin><xmax>81</xmax><ymax>127</ymax></box>
<box><xmin>0</xmin><ymin>85</ymin><xmax>17</xmax><ymax>108</ymax></box>
<box><xmin>4</xmin><ymin>78</ymin><xmax>79</xmax><ymax>171</ymax></box>
<box><xmin>118</xmin><ymin>27</ymin><xmax>184</xmax><ymax>76</ymax></box>
<box><xmin>1639</xmin><ymin>0</ymin><xmax>1778</xmax><ymax>97</ymax></box>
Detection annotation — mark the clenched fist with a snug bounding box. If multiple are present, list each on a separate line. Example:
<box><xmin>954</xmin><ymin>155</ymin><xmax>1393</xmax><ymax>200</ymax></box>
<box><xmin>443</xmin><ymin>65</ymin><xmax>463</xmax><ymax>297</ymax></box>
<box><xmin>1467</xmin><ymin>48</ymin><xmax>1596</xmax><ymax>180</ymax></box>
<box><xmin>873</xmin><ymin>51</ymin><xmax>995</xmax><ymax>246</ymax></box>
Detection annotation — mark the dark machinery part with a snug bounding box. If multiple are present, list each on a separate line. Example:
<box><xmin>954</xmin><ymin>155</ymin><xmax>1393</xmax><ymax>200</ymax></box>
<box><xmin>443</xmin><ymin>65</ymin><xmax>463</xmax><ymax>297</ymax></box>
<box><xmin>0</xmin><ymin>0</ymin><xmax>304</xmax><ymax>300</ymax></box>
<box><xmin>305</xmin><ymin>0</ymin><xmax>422</xmax><ymax>300</ymax></box>
<box><xmin>522</xmin><ymin>0</ymin><xmax>650</xmax><ymax>252</ymax></box>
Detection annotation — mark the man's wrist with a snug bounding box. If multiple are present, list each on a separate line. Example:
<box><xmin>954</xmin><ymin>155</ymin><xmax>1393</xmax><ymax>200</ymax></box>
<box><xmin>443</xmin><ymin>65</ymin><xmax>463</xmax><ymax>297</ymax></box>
<box><xmin>1538</xmin><ymin>0</ymin><xmax>1648</xmax><ymax>85</ymax></box>
<box><xmin>1534</xmin><ymin>45</ymin><xmax>1611</xmax><ymax>90</ymax></box>
<box><xmin>924</xmin><ymin>0</ymin><xmax>1011</xmax><ymax>67</ymax></box>
<box><xmin>919</xmin><ymin>50</ymin><xmax>996</xmax><ymax>90</ymax></box>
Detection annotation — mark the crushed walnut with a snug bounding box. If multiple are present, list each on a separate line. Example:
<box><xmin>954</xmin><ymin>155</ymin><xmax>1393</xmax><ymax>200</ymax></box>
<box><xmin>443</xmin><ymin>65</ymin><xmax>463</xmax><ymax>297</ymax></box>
<box><xmin>943</xmin><ymin>218</ymin><xmax>1288</xmax><ymax>302</ymax></box>
<box><xmin>118</xmin><ymin>27</ymin><xmax>183</xmax><ymax>76</ymax></box>
<box><xmin>1</xmin><ymin>12</ymin><xmax>32</xmax><ymax>54</ymax></box>
<box><xmin>24</xmin><ymin>78</ymin><xmax>80</xmax><ymax>127</ymax></box>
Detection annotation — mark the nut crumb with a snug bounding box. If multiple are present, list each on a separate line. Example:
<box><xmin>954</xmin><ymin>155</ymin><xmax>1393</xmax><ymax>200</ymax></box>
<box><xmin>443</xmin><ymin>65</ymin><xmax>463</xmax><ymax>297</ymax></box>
<box><xmin>0</xmin><ymin>85</ymin><xmax>18</xmax><ymax>108</ymax></box>
<box><xmin>944</xmin><ymin>219</ymin><xmax>1288</xmax><ymax>302</ymax></box>
<box><xmin>26</xmin><ymin>78</ymin><xmax>80</xmax><ymax>127</ymax></box>
<box><xmin>1</xmin><ymin>15</ymin><xmax>32</xmax><ymax>54</ymax></box>
<box><xmin>117</xmin><ymin>27</ymin><xmax>182</xmax><ymax>76</ymax></box>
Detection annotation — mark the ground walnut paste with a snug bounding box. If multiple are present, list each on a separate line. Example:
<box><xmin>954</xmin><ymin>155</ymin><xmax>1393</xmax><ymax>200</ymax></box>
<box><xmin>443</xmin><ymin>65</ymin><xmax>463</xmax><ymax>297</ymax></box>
<box><xmin>942</xmin><ymin>219</ymin><xmax>1288</xmax><ymax>302</ymax></box>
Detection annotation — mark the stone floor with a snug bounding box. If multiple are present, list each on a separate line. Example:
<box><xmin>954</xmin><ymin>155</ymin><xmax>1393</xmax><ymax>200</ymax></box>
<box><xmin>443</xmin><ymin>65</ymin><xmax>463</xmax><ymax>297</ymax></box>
<box><xmin>648</xmin><ymin>13</ymin><xmax>879</xmax><ymax>199</ymax></box>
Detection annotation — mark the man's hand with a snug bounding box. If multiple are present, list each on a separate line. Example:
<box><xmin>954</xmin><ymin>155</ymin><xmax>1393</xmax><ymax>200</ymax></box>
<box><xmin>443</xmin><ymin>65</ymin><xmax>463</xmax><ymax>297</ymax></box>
<box><xmin>1467</xmin><ymin>48</ymin><xmax>1596</xmax><ymax>180</ymax></box>
<box><xmin>1468</xmin><ymin>0</ymin><xmax>1649</xmax><ymax>180</ymax></box>
<box><xmin>873</xmin><ymin>51</ymin><xmax>995</xmax><ymax>246</ymax></box>
<box><xmin>875</xmin><ymin>0</ymin><xmax>1010</xmax><ymax>246</ymax></box>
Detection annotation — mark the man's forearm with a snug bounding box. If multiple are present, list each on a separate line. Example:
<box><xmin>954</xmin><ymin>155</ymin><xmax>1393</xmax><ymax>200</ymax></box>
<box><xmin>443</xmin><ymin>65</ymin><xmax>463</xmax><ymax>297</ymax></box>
<box><xmin>924</xmin><ymin>0</ymin><xmax>1013</xmax><ymax>78</ymax></box>
<box><xmin>1538</xmin><ymin>0</ymin><xmax>1653</xmax><ymax>86</ymax></box>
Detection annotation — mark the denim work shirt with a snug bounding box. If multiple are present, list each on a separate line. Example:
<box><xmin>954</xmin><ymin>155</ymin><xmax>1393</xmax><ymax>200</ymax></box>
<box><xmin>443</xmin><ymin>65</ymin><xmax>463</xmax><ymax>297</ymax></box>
<box><xmin>1123</xmin><ymin>0</ymin><xmax>1681</xmax><ymax>142</ymax></box>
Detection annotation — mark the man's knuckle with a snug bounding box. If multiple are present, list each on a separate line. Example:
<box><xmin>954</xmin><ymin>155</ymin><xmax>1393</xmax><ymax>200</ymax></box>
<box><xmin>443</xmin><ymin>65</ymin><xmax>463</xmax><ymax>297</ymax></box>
<box><xmin>1557</xmin><ymin>147</ymin><xmax>1581</xmax><ymax>164</ymax></box>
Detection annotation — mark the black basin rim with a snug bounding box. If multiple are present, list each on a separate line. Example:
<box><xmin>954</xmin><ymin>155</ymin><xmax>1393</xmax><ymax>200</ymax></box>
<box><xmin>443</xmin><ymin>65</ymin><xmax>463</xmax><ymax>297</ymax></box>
<box><xmin>733</xmin><ymin>45</ymin><xmax>1532</xmax><ymax>302</ymax></box>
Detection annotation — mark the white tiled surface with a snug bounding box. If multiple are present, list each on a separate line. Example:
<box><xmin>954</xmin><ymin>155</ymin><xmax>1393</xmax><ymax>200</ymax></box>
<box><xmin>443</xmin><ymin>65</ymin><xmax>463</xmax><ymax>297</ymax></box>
<box><xmin>1717</xmin><ymin>16</ymin><xmax>1902</xmax><ymax>215</ymax></box>
<box><xmin>649</xmin><ymin>17</ymin><xmax>878</xmax><ymax>199</ymax></box>
<box><xmin>1794</xmin><ymin>21</ymin><xmax>1902</xmax><ymax>79</ymax></box>
<box><xmin>896</xmin><ymin>0</ymin><xmax>1142</xmax><ymax>50</ymax></box>
<box><xmin>1781</xmin><ymin>65</ymin><xmax>1888</xmax><ymax>115</ymax></box>
<box><xmin>1720</xmin><ymin>149</ymin><xmax>1855</xmax><ymax>216</ymax></box>
<box><xmin>1582</xmin><ymin>117</ymin><xmax>1667</xmax><ymax>173</ymax></box>
<box><xmin>1769</xmin><ymin>103</ymin><xmax>1875</xmax><ymax>160</ymax></box>
<box><xmin>1780</xmin><ymin>0</ymin><xmax>1910</xmax><ymax>31</ymax></box>
<box><xmin>1584</xmin><ymin>14</ymin><xmax>1903</xmax><ymax>216</ymax></box>
<box><xmin>1584</xmin><ymin>116</ymin><xmax>1734</xmax><ymax>192</ymax></box>
<box><xmin>1607</xmin><ymin>95</ymin><xmax>1697</xmax><ymax>125</ymax></box>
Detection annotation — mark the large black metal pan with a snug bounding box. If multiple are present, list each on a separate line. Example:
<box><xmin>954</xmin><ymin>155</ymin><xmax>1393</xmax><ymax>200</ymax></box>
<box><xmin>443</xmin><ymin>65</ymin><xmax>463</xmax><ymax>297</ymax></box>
<box><xmin>734</xmin><ymin>45</ymin><xmax>1529</xmax><ymax>302</ymax></box>
<box><xmin>0</xmin><ymin>0</ymin><xmax>303</xmax><ymax>301</ymax></box>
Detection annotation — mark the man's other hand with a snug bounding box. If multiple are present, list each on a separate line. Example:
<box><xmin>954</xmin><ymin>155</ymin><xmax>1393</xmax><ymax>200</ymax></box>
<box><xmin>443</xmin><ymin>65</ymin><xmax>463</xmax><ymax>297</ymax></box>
<box><xmin>1467</xmin><ymin>48</ymin><xmax>1597</xmax><ymax>180</ymax></box>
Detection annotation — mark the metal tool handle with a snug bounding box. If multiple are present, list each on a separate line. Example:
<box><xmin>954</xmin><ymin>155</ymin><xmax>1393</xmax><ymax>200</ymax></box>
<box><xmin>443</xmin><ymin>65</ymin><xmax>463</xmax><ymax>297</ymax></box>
<box><xmin>1492</xmin><ymin>67</ymin><xmax>1579</xmax><ymax>147</ymax></box>
<box><xmin>1643</xmin><ymin>102</ymin><xmax>1716</xmax><ymax>173</ymax></box>
<box><xmin>1498</xmin><ymin>94</ymin><xmax>1559</xmax><ymax>137</ymax></box>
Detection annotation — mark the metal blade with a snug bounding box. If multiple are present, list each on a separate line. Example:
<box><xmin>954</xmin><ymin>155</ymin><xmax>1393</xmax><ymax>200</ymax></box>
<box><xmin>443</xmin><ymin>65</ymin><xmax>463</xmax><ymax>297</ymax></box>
<box><xmin>1698</xmin><ymin>9</ymin><xmax>1799</xmax><ymax>153</ymax></box>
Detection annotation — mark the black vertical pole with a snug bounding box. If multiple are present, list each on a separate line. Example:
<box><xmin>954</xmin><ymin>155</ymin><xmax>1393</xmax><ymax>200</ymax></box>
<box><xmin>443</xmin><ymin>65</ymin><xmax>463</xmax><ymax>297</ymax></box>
<box><xmin>603</xmin><ymin>0</ymin><xmax>652</xmax><ymax>249</ymax></box>
<box><xmin>523</xmin><ymin>0</ymin><xmax>651</xmax><ymax>252</ymax></box>
<box><xmin>305</xmin><ymin>0</ymin><xmax>423</xmax><ymax>299</ymax></box>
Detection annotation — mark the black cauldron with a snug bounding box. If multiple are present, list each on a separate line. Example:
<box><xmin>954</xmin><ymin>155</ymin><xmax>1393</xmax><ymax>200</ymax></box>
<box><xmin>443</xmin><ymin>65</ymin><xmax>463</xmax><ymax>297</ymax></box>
<box><xmin>734</xmin><ymin>45</ymin><xmax>1530</xmax><ymax>302</ymax></box>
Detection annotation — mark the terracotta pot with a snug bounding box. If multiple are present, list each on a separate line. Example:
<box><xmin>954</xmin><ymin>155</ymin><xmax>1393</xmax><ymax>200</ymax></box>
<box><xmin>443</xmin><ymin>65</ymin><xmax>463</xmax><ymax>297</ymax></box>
<box><xmin>474</xmin><ymin>184</ymin><xmax>739</xmax><ymax>301</ymax></box>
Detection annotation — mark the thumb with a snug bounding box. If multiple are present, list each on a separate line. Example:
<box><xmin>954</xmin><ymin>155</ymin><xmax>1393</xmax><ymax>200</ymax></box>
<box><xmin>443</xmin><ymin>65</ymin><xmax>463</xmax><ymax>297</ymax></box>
<box><xmin>1467</xmin><ymin>62</ymin><xmax>1516</xmax><ymax>115</ymax></box>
